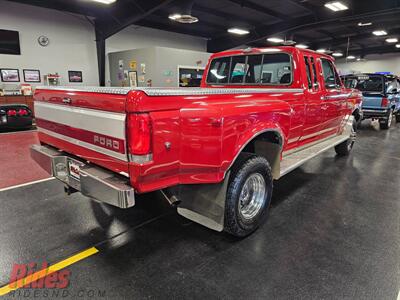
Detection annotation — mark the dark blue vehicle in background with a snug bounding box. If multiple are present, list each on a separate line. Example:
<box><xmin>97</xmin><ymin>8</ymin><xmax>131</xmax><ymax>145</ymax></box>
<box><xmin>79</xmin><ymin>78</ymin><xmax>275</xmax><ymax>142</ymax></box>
<box><xmin>342</xmin><ymin>73</ymin><xmax>400</xmax><ymax>129</ymax></box>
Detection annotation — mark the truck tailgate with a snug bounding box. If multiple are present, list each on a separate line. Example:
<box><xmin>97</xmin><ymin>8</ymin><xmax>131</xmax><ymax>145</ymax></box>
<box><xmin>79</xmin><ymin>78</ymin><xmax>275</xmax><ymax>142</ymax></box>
<box><xmin>34</xmin><ymin>88</ymin><xmax>129</xmax><ymax>174</ymax></box>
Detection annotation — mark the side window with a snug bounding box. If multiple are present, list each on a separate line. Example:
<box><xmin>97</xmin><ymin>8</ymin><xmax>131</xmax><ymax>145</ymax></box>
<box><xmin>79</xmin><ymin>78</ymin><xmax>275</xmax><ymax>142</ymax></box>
<box><xmin>321</xmin><ymin>58</ymin><xmax>340</xmax><ymax>89</ymax></box>
<box><xmin>245</xmin><ymin>55</ymin><xmax>263</xmax><ymax>84</ymax></box>
<box><xmin>207</xmin><ymin>57</ymin><xmax>231</xmax><ymax>84</ymax></box>
<box><xmin>230</xmin><ymin>56</ymin><xmax>246</xmax><ymax>84</ymax></box>
<box><xmin>304</xmin><ymin>56</ymin><xmax>312</xmax><ymax>89</ymax></box>
<box><xmin>310</xmin><ymin>57</ymin><xmax>319</xmax><ymax>90</ymax></box>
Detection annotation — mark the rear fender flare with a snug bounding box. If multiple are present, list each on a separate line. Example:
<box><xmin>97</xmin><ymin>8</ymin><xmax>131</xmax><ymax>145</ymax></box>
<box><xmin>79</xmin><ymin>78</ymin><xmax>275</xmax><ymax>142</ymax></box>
<box><xmin>224</xmin><ymin>124</ymin><xmax>285</xmax><ymax>179</ymax></box>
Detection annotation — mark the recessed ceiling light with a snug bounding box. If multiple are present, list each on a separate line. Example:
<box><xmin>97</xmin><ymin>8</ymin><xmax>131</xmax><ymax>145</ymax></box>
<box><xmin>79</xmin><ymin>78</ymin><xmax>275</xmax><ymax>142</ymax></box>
<box><xmin>324</xmin><ymin>1</ymin><xmax>349</xmax><ymax>11</ymax></box>
<box><xmin>396</xmin><ymin>44</ymin><xmax>400</xmax><ymax>48</ymax></box>
<box><xmin>356</xmin><ymin>58</ymin><xmax>361</xmax><ymax>61</ymax></box>
<box><xmin>347</xmin><ymin>55</ymin><xmax>356</xmax><ymax>59</ymax></box>
<box><xmin>385</xmin><ymin>38</ymin><xmax>398</xmax><ymax>43</ymax></box>
<box><xmin>90</xmin><ymin>0</ymin><xmax>117</xmax><ymax>4</ymax></box>
<box><xmin>168</xmin><ymin>14</ymin><xmax>199</xmax><ymax>23</ymax></box>
<box><xmin>227</xmin><ymin>28</ymin><xmax>250</xmax><ymax>35</ymax></box>
<box><xmin>295</xmin><ymin>44</ymin><xmax>309</xmax><ymax>49</ymax></box>
<box><xmin>267</xmin><ymin>37</ymin><xmax>284</xmax><ymax>43</ymax></box>
<box><xmin>332</xmin><ymin>52</ymin><xmax>343</xmax><ymax>57</ymax></box>
<box><xmin>358</xmin><ymin>22</ymin><xmax>372</xmax><ymax>27</ymax></box>
<box><xmin>373</xmin><ymin>30</ymin><xmax>387</xmax><ymax>36</ymax></box>
<box><xmin>316</xmin><ymin>49</ymin><xmax>326</xmax><ymax>53</ymax></box>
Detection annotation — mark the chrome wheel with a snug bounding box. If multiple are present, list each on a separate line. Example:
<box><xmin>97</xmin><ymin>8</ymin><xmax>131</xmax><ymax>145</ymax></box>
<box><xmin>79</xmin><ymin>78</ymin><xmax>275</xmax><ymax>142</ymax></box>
<box><xmin>239</xmin><ymin>173</ymin><xmax>266</xmax><ymax>220</ymax></box>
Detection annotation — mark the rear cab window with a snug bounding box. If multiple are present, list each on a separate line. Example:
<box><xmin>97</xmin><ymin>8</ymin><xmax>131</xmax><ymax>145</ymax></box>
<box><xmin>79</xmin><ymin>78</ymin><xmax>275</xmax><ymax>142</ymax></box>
<box><xmin>207</xmin><ymin>52</ymin><xmax>292</xmax><ymax>85</ymax></box>
<box><xmin>355</xmin><ymin>75</ymin><xmax>384</xmax><ymax>94</ymax></box>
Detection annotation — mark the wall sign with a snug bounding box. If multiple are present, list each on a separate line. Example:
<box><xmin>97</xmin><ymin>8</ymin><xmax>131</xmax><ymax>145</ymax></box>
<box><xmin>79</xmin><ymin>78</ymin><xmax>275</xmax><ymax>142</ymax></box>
<box><xmin>23</xmin><ymin>69</ymin><xmax>41</xmax><ymax>82</ymax></box>
<box><xmin>68</xmin><ymin>71</ymin><xmax>83</xmax><ymax>83</ymax></box>
<box><xmin>129</xmin><ymin>71</ymin><xmax>138</xmax><ymax>88</ymax></box>
<box><xmin>129</xmin><ymin>61</ymin><xmax>137</xmax><ymax>70</ymax></box>
<box><xmin>0</xmin><ymin>69</ymin><xmax>20</xmax><ymax>82</ymax></box>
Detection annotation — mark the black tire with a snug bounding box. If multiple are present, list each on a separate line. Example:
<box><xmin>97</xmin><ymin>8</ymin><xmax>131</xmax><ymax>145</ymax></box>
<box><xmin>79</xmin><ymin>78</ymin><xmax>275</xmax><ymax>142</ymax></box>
<box><xmin>335</xmin><ymin>118</ymin><xmax>357</xmax><ymax>156</ymax></box>
<box><xmin>224</xmin><ymin>155</ymin><xmax>273</xmax><ymax>237</ymax></box>
<box><xmin>379</xmin><ymin>109</ymin><xmax>393</xmax><ymax>130</ymax></box>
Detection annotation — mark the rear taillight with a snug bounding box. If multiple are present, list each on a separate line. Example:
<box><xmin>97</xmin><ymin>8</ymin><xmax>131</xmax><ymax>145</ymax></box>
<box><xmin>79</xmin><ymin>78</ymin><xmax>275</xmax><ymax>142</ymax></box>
<box><xmin>18</xmin><ymin>109</ymin><xmax>28</xmax><ymax>116</ymax></box>
<box><xmin>7</xmin><ymin>110</ymin><xmax>17</xmax><ymax>117</ymax></box>
<box><xmin>127</xmin><ymin>113</ymin><xmax>152</xmax><ymax>156</ymax></box>
<box><xmin>381</xmin><ymin>97</ymin><xmax>389</xmax><ymax>107</ymax></box>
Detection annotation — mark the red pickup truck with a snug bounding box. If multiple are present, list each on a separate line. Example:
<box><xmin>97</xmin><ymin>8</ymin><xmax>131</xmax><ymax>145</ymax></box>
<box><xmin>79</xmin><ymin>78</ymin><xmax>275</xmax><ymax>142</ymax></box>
<box><xmin>31</xmin><ymin>47</ymin><xmax>362</xmax><ymax>237</ymax></box>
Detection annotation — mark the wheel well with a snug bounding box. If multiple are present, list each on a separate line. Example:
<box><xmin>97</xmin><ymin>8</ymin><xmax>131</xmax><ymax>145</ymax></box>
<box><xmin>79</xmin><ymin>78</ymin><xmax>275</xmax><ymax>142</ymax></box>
<box><xmin>241</xmin><ymin>131</ymin><xmax>282</xmax><ymax>179</ymax></box>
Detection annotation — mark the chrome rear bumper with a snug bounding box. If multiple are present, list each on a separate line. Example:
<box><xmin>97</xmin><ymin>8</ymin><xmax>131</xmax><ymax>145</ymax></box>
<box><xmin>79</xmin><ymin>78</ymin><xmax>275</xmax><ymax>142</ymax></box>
<box><xmin>30</xmin><ymin>144</ymin><xmax>135</xmax><ymax>208</ymax></box>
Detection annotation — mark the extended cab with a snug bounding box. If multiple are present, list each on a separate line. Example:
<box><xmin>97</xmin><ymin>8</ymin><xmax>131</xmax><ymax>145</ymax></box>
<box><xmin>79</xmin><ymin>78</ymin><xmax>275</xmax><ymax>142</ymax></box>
<box><xmin>31</xmin><ymin>47</ymin><xmax>362</xmax><ymax>237</ymax></box>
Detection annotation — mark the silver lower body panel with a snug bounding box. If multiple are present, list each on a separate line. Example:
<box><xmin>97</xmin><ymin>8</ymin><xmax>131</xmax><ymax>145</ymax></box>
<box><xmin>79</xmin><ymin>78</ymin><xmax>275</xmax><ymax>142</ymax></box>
<box><xmin>30</xmin><ymin>144</ymin><xmax>135</xmax><ymax>208</ymax></box>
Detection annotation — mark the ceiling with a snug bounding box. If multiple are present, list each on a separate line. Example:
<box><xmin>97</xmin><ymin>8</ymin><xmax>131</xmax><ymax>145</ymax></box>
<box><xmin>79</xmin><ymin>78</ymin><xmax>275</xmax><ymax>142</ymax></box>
<box><xmin>5</xmin><ymin>0</ymin><xmax>400</xmax><ymax>57</ymax></box>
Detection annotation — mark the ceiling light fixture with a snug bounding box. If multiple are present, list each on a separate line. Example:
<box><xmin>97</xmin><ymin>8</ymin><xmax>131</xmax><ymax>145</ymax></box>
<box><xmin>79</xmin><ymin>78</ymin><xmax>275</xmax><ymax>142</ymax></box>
<box><xmin>385</xmin><ymin>38</ymin><xmax>398</xmax><ymax>43</ymax></box>
<box><xmin>358</xmin><ymin>22</ymin><xmax>372</xmax><ymax>27</ymax></box>
<box><xmin>168</xmin><ymin>13</ymin><xmax>199</xmax><ymax>23</ymax></box>
<box><xmin>347</xmin><ymin>55</ymin><xmax>356</xmax><ymax>59</ymax></box>
<box><xmin>90</xmin><ymin>0</ymin><xmax>117</xmax><ymax>4</ymax></box>
<box><xmin>316</xmin><ymin>49</ymin><xmax>326</xmax><ymax>53</ymax></box>
<box><xmin>332</xmin><ymin>52</ymin><xmax>343</xmax><ymax>57</ymax></box>
<box><xmin>227</xmin><ymin>28</ymin><xmax>250</xmax><ymax>35</ymax></box>
<box><xmin>372</xmin><ymin>30</ymin><xmax>387</xmax><ymax>36</ymax></box>
<box><xmin>356</xmin><ymin>58</ymin><xmax>361</xmax><ymax>61</ymax></box>
<box><xmin>396</xmin><ymin>44</ymin><xmax>400</xmax><ymax>48</ymax></box>
<box><xmin>324</xmin><ymin>1</ymin><xmax>349</xmax><ymax>11</ymax></box>
<box><xmin>267</xmin><ymin>37</ymin><xmax>284</xmax><ymax>43</ymax></box>
<box><xmin>295</xmin><ymin>44</ymin><xmax>309</xmax><ymax>49</ymax></box>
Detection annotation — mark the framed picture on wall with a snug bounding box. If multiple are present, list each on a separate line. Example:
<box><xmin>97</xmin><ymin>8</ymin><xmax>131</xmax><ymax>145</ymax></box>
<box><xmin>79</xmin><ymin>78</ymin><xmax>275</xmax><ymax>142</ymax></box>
<box><xmin>129</xmin><ymin>71</ymin><xmax>138</xmax><ymax>88</ymax></box>
<box><xmin>68</xmin><ymin>71</ymin><xmax>83</xmax><ymax>83</ymax></box>
<box><xmin>23</xmin><ymin>69</ymin><xmax>41</xmax><ymax>82</ymax></box>
<box><xmin>0</xmin><ymin>68</ymin><xmax>20</xmax><ymax>82</ymax></box>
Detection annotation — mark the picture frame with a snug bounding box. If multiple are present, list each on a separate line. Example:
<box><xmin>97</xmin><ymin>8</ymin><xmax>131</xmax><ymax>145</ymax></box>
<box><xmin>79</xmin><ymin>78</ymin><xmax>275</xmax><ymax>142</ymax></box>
<box><xmin>23</xmin><ymin>69</ymin><xmax>41</xmax><ymax>83</ymax></box>
<box><xmin>0</xmin><ymin>68</ymin><xmax>20</xmax><ymax>82</ymax></box>
<box><xmin>68</xmin><ymin>71</ymin><xmax>83</xmax><ymax>83</ymax></box>
<box><xmin>129</xmin><ymin>71</ymin><xmax>138</xmax><ymax>88</ymax></box>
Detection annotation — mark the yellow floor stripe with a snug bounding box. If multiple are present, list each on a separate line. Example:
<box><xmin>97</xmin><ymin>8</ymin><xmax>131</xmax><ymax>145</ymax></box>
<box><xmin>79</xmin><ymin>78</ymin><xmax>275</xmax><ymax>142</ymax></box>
<box><xmin>0</xmin><ymin>247</ymin><xmax>99</xmax><ymax>297</ymax></box>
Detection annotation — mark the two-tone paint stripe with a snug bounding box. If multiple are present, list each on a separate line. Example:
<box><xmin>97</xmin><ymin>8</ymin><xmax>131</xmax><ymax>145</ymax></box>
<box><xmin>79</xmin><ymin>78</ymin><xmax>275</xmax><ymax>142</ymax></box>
<box><xmin>34</xmin><ymin>102</ymin><xmax>128</xmax><ymax>162</ymax></box>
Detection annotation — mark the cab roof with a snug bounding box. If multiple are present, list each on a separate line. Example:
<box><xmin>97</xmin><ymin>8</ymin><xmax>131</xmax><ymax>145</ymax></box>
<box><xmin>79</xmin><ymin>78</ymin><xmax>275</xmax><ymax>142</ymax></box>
<box><xmin>209</xmin><ymin>46</ymin><xmax>334</xmax><ymax>61</ymax></box>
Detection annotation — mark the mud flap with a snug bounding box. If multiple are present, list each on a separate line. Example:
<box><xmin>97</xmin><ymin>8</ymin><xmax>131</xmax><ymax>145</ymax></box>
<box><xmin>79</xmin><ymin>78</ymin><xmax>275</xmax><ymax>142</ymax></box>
<box><xmin>172</xmin><ymin>171</ymin><xmax>231</xmax><ymax>232</ymax></box>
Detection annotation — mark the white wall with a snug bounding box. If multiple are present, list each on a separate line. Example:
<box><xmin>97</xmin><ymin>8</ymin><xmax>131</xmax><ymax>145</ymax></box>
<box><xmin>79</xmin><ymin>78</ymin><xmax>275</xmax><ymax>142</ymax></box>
<box><xmin>0</xmin><ymin>1</ymin><xmax>99</xmax><ymax>87</ymax></box>
<box><xmin>336</xmin><ymin>53</ymin><xmax>400</xmax><ymax>76</ymax></box>
<box><xmin>0</xmin><ymin>1</ymin><xmax>209</xmax><ymax>88</ymax></box>
<box><xmin>105</xmin><ymin>26</ymin><xmax>208</xmax><ymax>85</ymax></box>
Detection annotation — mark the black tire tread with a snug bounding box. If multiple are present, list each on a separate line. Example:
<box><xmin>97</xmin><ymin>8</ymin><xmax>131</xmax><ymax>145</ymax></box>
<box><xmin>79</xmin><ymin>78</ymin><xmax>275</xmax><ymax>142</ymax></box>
<box><xmin>224</xmin><ymin>155</ymin><xmax>273</xmax><ymax>237</ymax></box>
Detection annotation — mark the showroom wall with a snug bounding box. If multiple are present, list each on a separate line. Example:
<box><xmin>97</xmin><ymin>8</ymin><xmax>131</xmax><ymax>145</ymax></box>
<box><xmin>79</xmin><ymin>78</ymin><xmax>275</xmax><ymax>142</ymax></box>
<box><xmin>0</xmin><ymin>1</ymin><xmax>99</xmax><ymax>86</ymax></box>
<box><xmin>336</xmin><ymin>53</ymin><xmax>400</xmax><ymax>75</ymax></box>
<box><xmin>105</xmin><ymin>27</ymin><xmax>208</xmax><ymax>86</ymax></box>
<box><xmin>109</xmin><ymin>47</ymin><xmax>211</xmax><ymax>87</ymax></box>
<box><xmin>0</xmin><ymin>1</ymin><xmax>209</xmax><ymax>88</ymax></box>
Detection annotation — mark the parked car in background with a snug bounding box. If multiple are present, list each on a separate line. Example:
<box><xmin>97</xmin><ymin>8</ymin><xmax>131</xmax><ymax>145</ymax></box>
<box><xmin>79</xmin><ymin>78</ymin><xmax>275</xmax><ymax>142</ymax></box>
<box><xmin>0</xmin><ymin>104</ymin><xmax>33</xmax><ymax>130</ymax></box>
<box><xmin>342</xmin><ymin>73</ymin><xmax>400</xmax><ymax>129</ymax></box>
